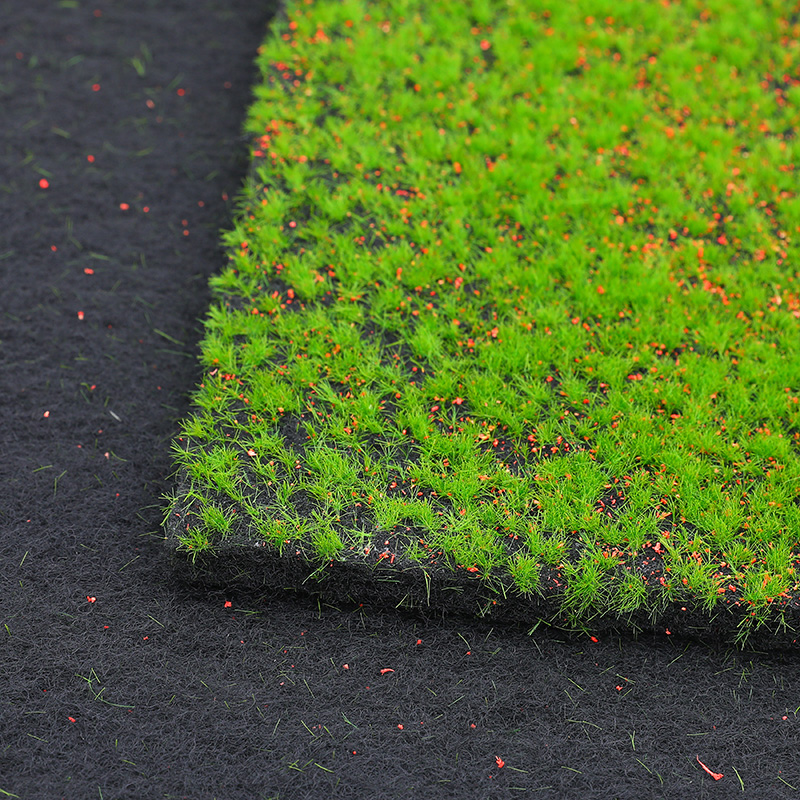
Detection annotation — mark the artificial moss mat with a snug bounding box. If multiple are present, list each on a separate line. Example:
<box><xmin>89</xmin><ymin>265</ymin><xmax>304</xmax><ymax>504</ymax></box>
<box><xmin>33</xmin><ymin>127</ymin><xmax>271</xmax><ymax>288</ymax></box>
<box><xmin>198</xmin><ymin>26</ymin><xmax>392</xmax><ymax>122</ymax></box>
<box><xmin>165</xmin><ymin>0</ymin><xmax>800</xmax><ymax>648</ymax></box>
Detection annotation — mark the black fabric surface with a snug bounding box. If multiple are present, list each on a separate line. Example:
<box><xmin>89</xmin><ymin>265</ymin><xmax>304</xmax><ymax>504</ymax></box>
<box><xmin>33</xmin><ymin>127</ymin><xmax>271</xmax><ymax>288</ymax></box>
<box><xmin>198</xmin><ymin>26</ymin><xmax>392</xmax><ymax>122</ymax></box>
<box><xmin>2</xmin><ymin>2</ymin><xmax>800</xmax><ymax>798</ymax></box>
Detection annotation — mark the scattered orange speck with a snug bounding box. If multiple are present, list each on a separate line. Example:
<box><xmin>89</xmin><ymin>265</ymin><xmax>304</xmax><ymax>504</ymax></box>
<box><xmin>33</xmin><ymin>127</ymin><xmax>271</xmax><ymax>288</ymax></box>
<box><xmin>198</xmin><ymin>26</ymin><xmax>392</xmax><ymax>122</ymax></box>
<box><xmin>696</xmin><ymin>756</ymin><xmax>723</xmax><ymax>781</ymax></box>
<box><xmin>119</xmin><ymin>203</ymin><xmax>130</xmax><ymax>210</ymax></box>
<box><xmin>77</xmin><ymin>311</ymin><xmax>85</xmax><ymax>320</ymax></box>
<box><xmin>43</xmin><ymin>411</ymin><xmax>50</xmax><ymax>418</ymax></box>
<box><xmin>92</xmin><ymin>83</ymin><xmax>101</xmax><ymax>92</ymax></box>
<box><xmin>39</xmin><ymin>178</ymin><xmax>49</xmax><ymax>189</ymax></box>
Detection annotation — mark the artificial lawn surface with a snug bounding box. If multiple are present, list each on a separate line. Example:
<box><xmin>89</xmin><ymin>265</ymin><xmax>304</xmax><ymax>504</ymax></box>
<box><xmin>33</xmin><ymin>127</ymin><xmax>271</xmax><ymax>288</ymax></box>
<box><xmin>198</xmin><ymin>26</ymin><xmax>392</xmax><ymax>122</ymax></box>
<box><xmin>167</xmin><ymin>0</ymin><xmax>800</xmax><ymax>647</ymax></box>
<box><xmin>5</xmin><ymin>1</ymin><xmax>800</xmax><ymax>798</ymax></box>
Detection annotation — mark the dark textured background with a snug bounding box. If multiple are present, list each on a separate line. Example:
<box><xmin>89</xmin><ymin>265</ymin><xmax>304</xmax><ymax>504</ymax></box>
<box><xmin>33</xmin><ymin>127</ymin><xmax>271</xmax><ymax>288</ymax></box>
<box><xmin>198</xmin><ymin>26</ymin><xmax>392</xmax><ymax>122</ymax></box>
<box><xmin>2</xmin><ymin>2</ymin><xmax>799</xmax><ymax>798</ymax></box>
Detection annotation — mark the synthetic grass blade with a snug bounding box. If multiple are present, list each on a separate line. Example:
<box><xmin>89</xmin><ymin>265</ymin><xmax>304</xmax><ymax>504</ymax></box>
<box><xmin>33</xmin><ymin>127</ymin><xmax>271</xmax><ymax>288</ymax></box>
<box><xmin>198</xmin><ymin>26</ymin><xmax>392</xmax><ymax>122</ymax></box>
<box><xmin>165</xmin><ymin>0</ymin><xmax>800</xmax><ymax>648</ymax></box>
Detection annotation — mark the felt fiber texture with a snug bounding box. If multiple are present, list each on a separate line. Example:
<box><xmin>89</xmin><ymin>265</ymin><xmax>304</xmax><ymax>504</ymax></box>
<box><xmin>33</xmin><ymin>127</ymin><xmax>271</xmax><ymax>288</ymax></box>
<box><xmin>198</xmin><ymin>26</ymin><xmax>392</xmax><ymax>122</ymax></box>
<box><xmin>2</xmin><ymin>2</ymin><xmax>800</xmax><ymax>798</ymax></box>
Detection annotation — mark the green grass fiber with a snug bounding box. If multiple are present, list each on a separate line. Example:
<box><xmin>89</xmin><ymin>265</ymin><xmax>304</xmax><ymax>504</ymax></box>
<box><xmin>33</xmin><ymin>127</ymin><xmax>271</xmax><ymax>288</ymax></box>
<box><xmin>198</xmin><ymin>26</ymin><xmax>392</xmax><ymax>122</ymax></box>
<box><xmin>165</xmin><ymin>0</ymin><xmax>800</xmax><ymax>644</ymax></box>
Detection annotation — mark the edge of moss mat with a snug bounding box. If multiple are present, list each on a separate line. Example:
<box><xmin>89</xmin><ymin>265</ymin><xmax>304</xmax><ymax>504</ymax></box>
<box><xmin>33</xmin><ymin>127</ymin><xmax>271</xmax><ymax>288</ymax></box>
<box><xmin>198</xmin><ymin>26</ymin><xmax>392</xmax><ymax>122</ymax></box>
<box><xmin>164</xmin><ymin>0</ymin><xmax>800</xmax><ymax>649</ymax></box>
